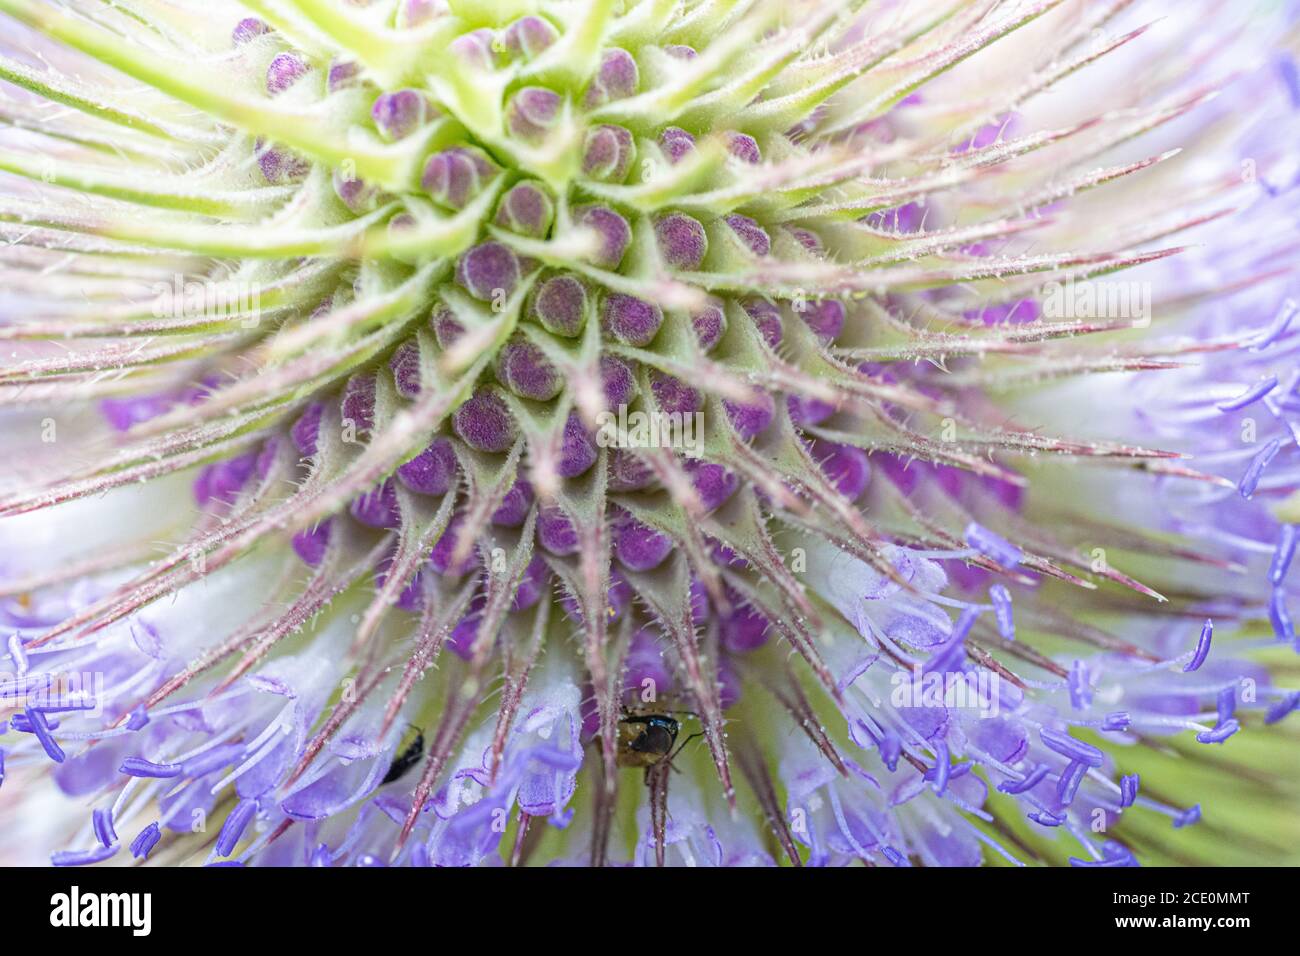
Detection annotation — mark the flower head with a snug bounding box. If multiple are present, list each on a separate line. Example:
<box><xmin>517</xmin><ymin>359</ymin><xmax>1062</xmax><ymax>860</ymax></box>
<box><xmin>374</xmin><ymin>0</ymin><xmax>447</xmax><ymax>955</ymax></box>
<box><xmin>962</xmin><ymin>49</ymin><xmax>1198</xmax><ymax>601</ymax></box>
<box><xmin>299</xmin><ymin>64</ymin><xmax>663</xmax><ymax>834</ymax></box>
<box><xmin>1</xmin><ymin>0</ymin><xmax>1298</xmax><ymax>867</ymax></box>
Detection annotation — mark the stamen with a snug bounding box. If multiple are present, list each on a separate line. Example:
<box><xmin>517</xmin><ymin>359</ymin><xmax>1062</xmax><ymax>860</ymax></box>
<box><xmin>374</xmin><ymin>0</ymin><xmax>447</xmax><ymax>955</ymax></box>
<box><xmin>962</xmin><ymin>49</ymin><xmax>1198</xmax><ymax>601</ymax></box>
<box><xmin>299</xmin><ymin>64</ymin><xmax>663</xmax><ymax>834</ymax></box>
<box><xmin>1217</xmin><ymin>686</ymin><xmax>1237</xmax><ymax>725</ymax></box>
<box><xmin>998</xmin><ymin>763</ymin><xmax>1049</xmax><ymax>795</ymax></box>
<box><xmin>1102</xmin><ymin>712</ymin><xmax>1131</xmax><ymax>732</ymax></box>
<box><xmin>1265</xmin><ymin>691</ymin><xmax>1300</xmax><ymax>724</ymax></box>
<box><xmin>1068</xmin><ymin>660</ymin><xmax>1091</xmax><ymax>710</ymax></box>
<box><xmin>1269</xmin><ymin>588</ymin><xmax>1294</xmax><ymax>641</ymax></box>
<box><xmin>1238</xmin><ymin>438</ymin><xmax>1282</xmax><ymax>498</ymax></box>
<box><xmin>1270</xmin><ymin>524</ymin><xmax>1297</xmax><ymax>585</ymax></box>
<box><xmin>52</xmin><ymin>844</ymin><xmax>119</xmax><ymax>867</ymax></box>
<box><xmin>92</xmin><ymin>807</ymin><xmax>117</xmax><ymax>848</ymax></box>
<box><xmin>1216</xmin><ymin>375</ymin><xmax>1278</xmax><ymax>411</ymax></box>
<box><xmin>119</xmin><ymin>757</ymin><xmax>182</xmax><ymax>778</ymax></box>
<box><xmin>1195</xmin><ymin>719</ymin><xmax>1239</xmax><ymax>744</ymax></box>
<box><xmin>1173</xmin><ymin>805</ymin><xmax>1202</xmax><ymax>828</ymax></box>
<box><xmin>989</xmin><ymin>584</ymin><xmax>1014</xmax><ymax>640</ymax></box>
<box><xmin>26</xmin><ymin>708</ymin><xmax>65</xmax><ymax>764</ymax></box>
<box><xmin>964</xmin><ymin>522</ymin><xmax>1023</xmax><ymax>568</ymax></box>
<box><xmin>1183</xmin><ymin>619</ymin><xmax>1213</xmax><ymax>672</ymax></box>
<box><xmin>131</xmin><ymin>823</ymin><xmax>162</xmax><ymax>860</ymax></box>
<box><xmin>1039</xmin><ymin>728</ymin><xmax>1104</xmax><ymax>767</ymax></box>
<box><xmin>1056</xmin><ymin>759</ymin><xmax>1087</xmax><ymax>805</ymax></box>
<box><xmin>216</xmin><ymin>798</ymin><xmax>258</xmax><ymax>857</ymax></box>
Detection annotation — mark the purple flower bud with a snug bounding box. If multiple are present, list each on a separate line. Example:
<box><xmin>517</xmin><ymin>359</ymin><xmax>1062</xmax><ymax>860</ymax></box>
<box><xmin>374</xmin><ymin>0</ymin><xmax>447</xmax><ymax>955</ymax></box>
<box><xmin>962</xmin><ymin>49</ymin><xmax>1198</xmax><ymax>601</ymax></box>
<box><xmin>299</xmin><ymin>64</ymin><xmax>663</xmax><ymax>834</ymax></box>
<box><xmin>256</xmin><ymin>141</ymin><xmax>310</xmax><ymax>184</ymax></box>
<box><xmin>397</xmin><ymin>437</ymin><xmax>457</xmax><ymax>496</ymax></box>
<box><xmin>291</xmin><ymin>401</ymin><xmax>324</xmax><ymax>456</ymax></box>
<box><xmin>389</xmin><ymin>339</ymin><xmax>422</xmax><ymax>399</ymax></box>
<box><xmin>654</xmin><ymin>212</ymin><xmax>707</xmax><ymax>270</ymax></box>
<box><xmin>686</xmin><ymin>460</ymin><xmax>739</xmax><ymax>512</ymax></box>
<box><xmin>742</xmin><ymin>297</ymin><xmax>782</xmax><ymax>348</ymax></box>
<box><xmin>492</xmin><ymin>478</ymin><xmax>534</xmax><ymax>526</ymax></box>
<box><xmin>507</xmin><ymin>87</ymin><xmax>562</xmax><ymax>141</ymax></box>
<box><xmin>266</xmin><ymin>53</ymin><xmax>310</xmax><ymax>96</ymax></box>
<box><xmin>494</xmin><ymin>181</ymin><xmax>554</xmax><ymax>238</ymax></box>
<box><xmin>100</xmin><ymin>391</ymin><xmax>175</xmax><ymax>431</ymax></box>
<box><xmin>446</xmin><ymin>610</ymin><xmax>480</xmax><ymax>659</ymax></box>
<box><xmin>601</xmin><ymin>293</ymin><xmax>664</xmax><ymax>347</ymax></box>
<box><xmin>386</xmin><ymin>212</ymin><xmax>417</xmax><ymax>246</ymax></box>
<box><xmin>725</xmin><ymin>131</ymin><xmax>761</xmax><ymax>163</ymax></box>
<box><xmin>450</xmin><ymin>28</ymin><xmax>499</xmax><ymax>70</ymax></box>
<box><xmin>785</xmin><ymin>225</ymin><xmax>824</xmax><ymax>254</ymax></box>
<box><xmin>812</xmin><ymin>440</ymin><xmax>870</xmax><ymax>500</ymax></box>
<box><xmin>613</xmin><ymin>510</ymin><xmax>672</xmax><ymax>571</ymax></box>
<box><xmin>650</xmin><ymin>370</ymin><xmax>702</xmax><ymax>416</ymax></box>
<box><xmin>608</xmin><ymin>448</ymin><xmax>657</xmax><ymax>491</ymax></box>
<box><xmin>501</xmin><ymin>15</ymin><xmax>558</xmax><ymax>60</ymax></box>
<box><xmin>333</xmin><ymin>170</ymin><xmax>382</xmax><ymax>213</ymax></box>
<box><xmin>691</xmin><ymin>296</ymin><xmax>727</xmax><ymax>351</ymax></box>
<box><xmin>456</xmin><ymin>241</ymin><xmax>521</xmax><ymax>302</ymax></box>
<box><xmin>582</xmin><ymin>124</ymin><xmax>635</xmax><ymax>182</ymax></box>
<box><xmin>512</xmin><ymin>555</ymin><xmax>549</xmax><ymax>610</ymax></box>
<box><xmin>327</xmin><ymin>59</ymin><xmax>361</xmax><ymax>91</ymax></box>
<box><xmin>431</xmin><ymin>304</ymin><xmax>465</xmax><ymax>348</ymax></box>
<box><xmin>452</xmin><ymin>389</ymin><xmax>517</xmax><ymax>453</ymax></box>
<box><xmin>789</xmin><ymin>393</ymin><xmax>834</xmax><ymax>426</ymax></box>
<box><xmin>195</xmin><ymin>452</ymin><xmax>257</xmax><ymax>507</ymax></box>
<box><xmin>256</xmin><ymin>437</ymin><xmax>280</xmax><ymax>481</ymax></box>
<box><xmin>721</xmin><ymin>602</ymin><xmax>770</xmax><ymax>653</ymax></box>
<box><xmin>658</xmin><ymin>126</ymin><xmax>695</xmax><ymax>164</ymax></box>
<box><xmin>396</xmin><ymin>0</ymin><xmax>439</xmax><ymax>28</ymax></box>
<box><xmin>350</xmin><ymin>479</ymin><xmax>400</xmax><ymax>529</ymax></box>
<box><xmin>724</xmin><ymin>390</ymin><xmax>775</xmax><ymax>440</ymax></box>
<box><xmin>583</xmin><ymin>48</ymin><xmax>638</xmax><ymax>107</ymax></box>
<box><xmin>573</xmin><ymin>204</ymin><xmax>631</xmax><ymax>270</ymax></box>
<box><xmin>429</xmin><ymin>517</ymin><xmax>480</xmax><ymax>576</ymax></box>
<box><xmin>725</xmin><ymin>213</ymin><xmax>770</xmax><ymax>256</ymax></box>
<box><xmin>529</xmin><ymin>273</ymin><xmax>588</xmax><ymax>337</ymax></box>
<box><xmin>537</xmin><ymin>505</ymin><xmax>579</xmax><ymax>555</ymax></box>
<box><xmin>624</xmin><ymin>629</ymin><xmax>673</xmax><ymax>699</ymax></box>
<box><xmin>497</xmin><ymin>337</ymin><xmax>560</xmax><ymax>401</ymax></box>
<box><xmin>232</xmin><ymin>18</ymin><xmax>270</xmax><ymax>45</ymax></box>
<box><xmin>421</xmin><ymin>147</ymin><xmax>499</xmax><ymax>210</ymax></box>
<box><xmin>558</xmin><ymin>413</ymin><xmax>597</xmax><ymax>478</ymax></box>
<box><xmin>375</xmin><ymin>555</ymin><xmax>427</xmax><ymax>612</ymax></box>
<box><xmin>341</xmin><ymin>372</ymin><xmax>376</xmax><ymax>439</ymax></box>
<box><xmin>800</xmin><ymin>298</ymin><xmax>845</xmax><ymax>342</ymax></box>
<box><xmin>600</xmin><ymin>355</ymin><xmax>638</xmax><ymax>409</ymax></box>
<box><xmin>664</xmin><ymin>44</ymin><xmax>697</xmax><ymax>59</ymax></box>
<box><xmin>718</xmin><ymin>655</ymin><xmax>741</xmax><ymax>709</ymax></box>
<box><xmin>371</xmin><ymin>89</ymin><xmax>433</xmax><ymax>141</ymax></box>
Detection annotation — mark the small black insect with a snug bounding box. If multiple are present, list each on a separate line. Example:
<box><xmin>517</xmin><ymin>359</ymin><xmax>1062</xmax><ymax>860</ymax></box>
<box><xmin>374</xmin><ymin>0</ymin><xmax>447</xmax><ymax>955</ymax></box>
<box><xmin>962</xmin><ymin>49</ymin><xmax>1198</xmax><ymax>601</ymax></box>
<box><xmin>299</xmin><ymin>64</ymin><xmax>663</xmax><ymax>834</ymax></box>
<box><xmin>382</xmin><ymin>725</ymin><xmax>424</xmax><ymax>785</ymax></box>
<box><xmin>615</xmin><ymin>708</ymin><xmax>702</xmax><ymax>773</ymax></box>
<box><xmin>616</xmin><ymin>712</ymin><xmax>679</xmax><ymax>768</ymax></box>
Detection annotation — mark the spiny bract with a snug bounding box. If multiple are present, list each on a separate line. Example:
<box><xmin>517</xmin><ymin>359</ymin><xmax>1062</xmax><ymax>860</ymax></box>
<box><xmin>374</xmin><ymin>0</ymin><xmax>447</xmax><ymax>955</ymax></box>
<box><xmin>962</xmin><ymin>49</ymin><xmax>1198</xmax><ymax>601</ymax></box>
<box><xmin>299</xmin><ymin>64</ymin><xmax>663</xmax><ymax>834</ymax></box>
<box><xmin>0</xmin><ymin>0</ymin><xmax>1297</xmax><ymax>867</ymax></box>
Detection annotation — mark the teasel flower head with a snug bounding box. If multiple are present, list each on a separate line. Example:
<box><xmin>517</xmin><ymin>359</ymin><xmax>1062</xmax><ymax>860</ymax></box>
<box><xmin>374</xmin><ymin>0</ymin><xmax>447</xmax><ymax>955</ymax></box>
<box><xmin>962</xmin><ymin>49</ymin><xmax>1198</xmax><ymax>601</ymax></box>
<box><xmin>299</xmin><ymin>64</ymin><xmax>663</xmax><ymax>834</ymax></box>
<box><xmin>1</xmin><ymin>0</ymin><xmax>1297</xmax><ymax>868</ymax></box>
